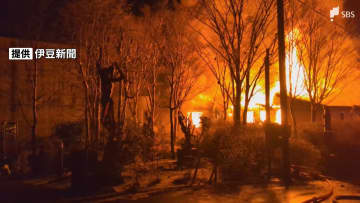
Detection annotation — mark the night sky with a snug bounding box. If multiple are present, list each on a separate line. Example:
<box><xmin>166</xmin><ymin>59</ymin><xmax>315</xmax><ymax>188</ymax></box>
<box><xmin>343</xmin><ymin>0</ymin><xmax>360</xmax><ymax>36</ymax></box>
<box><xmin>0</xmin><ymin>0</ymin><xmax>359</xmax><ymax>106</ymax></box>
<box><xmin>0</xmin><ymin>0</ymin><xmax>169</xmax><ymax>42</ymax></box>
<box><xmin>0</xmin><ymin>0</ymin><xmax>359</xmax><ymax>41</ymax></box>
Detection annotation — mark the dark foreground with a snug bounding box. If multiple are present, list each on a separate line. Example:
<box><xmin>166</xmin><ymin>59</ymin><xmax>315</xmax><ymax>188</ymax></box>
<box><xmin>1</xmin><ymin>176</ymin><xmax>360</xmax><ymax>203</ymax></box>
<box><xmin>0</xmin><ymin>178</ymin><xmax>64</xmax><ymax>203</ymax></box>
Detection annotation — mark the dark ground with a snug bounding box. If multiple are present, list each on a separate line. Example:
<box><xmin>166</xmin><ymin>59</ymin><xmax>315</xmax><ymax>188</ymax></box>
<box><xmin>0</xmin><ymin>178</ymin><xmax>65</xmax><ymax>203</ymax></box>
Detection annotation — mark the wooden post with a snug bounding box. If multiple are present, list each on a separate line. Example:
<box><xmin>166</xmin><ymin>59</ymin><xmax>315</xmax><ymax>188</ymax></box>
<box><xmin>265</xmin><ymin>49</ymin><xmax>272</xmax><ymax>180</ymax></box>
<box><xmin>276</xmin><ymin>0</ymin><xmax>291</xmax><ymax>186</ymax></box>
<box><xmin>265</xmin><ymin>49</ymin><xmax>271</xmax><ymax>123</ymax></box>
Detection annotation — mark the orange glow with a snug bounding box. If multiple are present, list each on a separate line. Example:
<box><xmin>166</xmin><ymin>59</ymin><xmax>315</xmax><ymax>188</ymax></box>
<box><xmin>198</xmin><ymin>94</ymin><xmax>211</xmax><ymax>101</ymax></box>
<box><xmin>260</xmin><ymin>110</ymin><xmax>266</xmax><ymax>122</ymax></box>
<box><xmin>240</xmin><ymin>82</ymin><xmax>281</xmax><ymax>110</ymax></box>
<box><xmin>242</xmin><ymin>87</ymin><xmax>265</xmax><ymax>108</ymax></box>
<box><xmin>275</xmin><ymin>109</ymin><xmax>282</xmax><ymax>124</ymax></box>
<box><xmin>187</xmin><ymin>112</ymin><xmax>203</xmax><ymax>128</ymax></box>
<box><xmin>238</xmin><ymin>30</ymin><xmax>308</xmax><ymax>110</ymax></box>
<box><xmin>286</xmin><ymin>29</ymin><xmax>308</xmax><ymax>97</ymax></box>
<box><xmin>190</xmin><ymin>30</ymin><xmax>310</xmax><ymax>124</ymax></box>
<box><xmin>247</xmin><ymin>111</ymin><xmax>255</xmax><ymax>123</ymax></box>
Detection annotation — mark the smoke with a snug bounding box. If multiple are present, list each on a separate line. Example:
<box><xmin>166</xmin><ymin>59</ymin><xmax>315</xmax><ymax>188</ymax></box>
<box><xmin>342</xmin><ymin>0</ymin><xmax>360</xmax><ymax>71</ymax></box>
<box><xmin>343</xmin><ymin>0</ymin><xmax>360</xmax><ymax>37</ymax></box>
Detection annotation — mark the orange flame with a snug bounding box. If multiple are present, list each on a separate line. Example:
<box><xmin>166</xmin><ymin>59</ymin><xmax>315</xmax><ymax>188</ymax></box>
<box><xmin>286</xmin><ymin>29</ymin><xmax>307</xmax><ymax>97</ymax></box>
<box><xmin>187</xmin><ymin>112</ymin><xmax>203</xmax><ymax>128</ymax></box>
<box><xmin>189</xmin><ymin>29</ymin><xmax>308</xmax><ymax>124</ymax></box>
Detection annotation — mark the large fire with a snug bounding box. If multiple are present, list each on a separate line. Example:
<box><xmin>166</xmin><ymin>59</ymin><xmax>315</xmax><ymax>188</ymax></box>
<box><xmin>188</xmin><ymin>29</ymin><xmax>307</xmax><ymax>125</ymax></box>
<box><xmin>187</xmin><ymin>112</ymin><xmax>203</xmax><ymax>128</ymax></box>
<box><xmin>260</xmin><ymin>110</ymin><xmax>266</xmax><ymax>122</ymax></box>
<box><xmin>285</xmin><ymin>29</ymin><xmax>307</xmax><ymax>97</ymax></box>
<box><xmin>247</xmin><ymin>111</ymin><xmax>255</xmax><ymax>123</ymax></box>
<box><xmin>242</xmin><ymin>30</ymin><xmax>307</xmax><ymax>108</ymax></box>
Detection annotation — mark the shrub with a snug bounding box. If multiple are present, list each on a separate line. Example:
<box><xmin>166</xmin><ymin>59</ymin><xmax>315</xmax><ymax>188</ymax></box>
<box><xmin>12</xmin><ymin>135</ymin><xmax>32</xmax><ymax>176</ymax></box>
<box><xmin>289</xmin><ymin>136</ymin><xmax>322</xmax><ymax>169</ymax></box>
<box><xmin>298</xmin><ymin>123</ymin><xmax>324</xmax><ymax>147</ymax></box>
<box><xmin>221</xmin><ymin>125</ymin><xmax>266</xmax><ymax>180</ymax></box>
<box><xmin>13</xmin><ymin>149</ymin><xmax>32</xmax><ymax>176</ymax></box>
<box><xmin>52</xmin><ymin>121</ymin><xmax>83</xmax><ymax>148</ymax></box>
<box><xmin>200</xmin><ymin>122</ymin><xmax>267</xmax><ymax>181</ymax></box>
<box><xmin>98</xmin><ymin>121</ymin><xmax>155</xmax><ymax>185</ymax></box>
<box><xmin>200</xmin><ymin>122</ymin><xmax>322</xmax><ymax>182</ymax></box>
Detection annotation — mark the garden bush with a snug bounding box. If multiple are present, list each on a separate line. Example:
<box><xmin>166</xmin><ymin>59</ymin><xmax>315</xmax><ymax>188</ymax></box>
<box><xmin>97</xmin><ymin>121</ymin><xmax>155</xmax><ymax>186</ymax></box>
<box><xmin>52</xmin><ymin>121</ymin><xmax>83</xmax><ymax>149</ymax></box>
<box><xmin>289</xmin><ymin>136</ymin><xmax>322</xmax><ymax>169</ymax></box>
<box><xmin>200</xmin><ymin>122</ymin><xmax>267</xmax><ymax>182</ymax></box>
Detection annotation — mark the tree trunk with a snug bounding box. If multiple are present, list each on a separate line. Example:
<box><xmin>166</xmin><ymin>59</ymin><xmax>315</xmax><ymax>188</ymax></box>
<box><xmin>169</xmin><ymin>81</ymin><xmax>175</xmax><ymax>158</ymax></box>
<box><xmin>265</xmin><ymin>49</ymin><xmax>271</xmax><ymax>123</ymax></box>
<box><xmin>290</xmin><ymin>101</ymin><xmax>298</xmax><ymax>136</ymax></box>
<box><xmin>151</xmin><ymin>82</ymin><xmax>156</xmax><ymax>131</ymax></box>
<box><xmin>265</xmin><ymin>48</ymin><xmax>272</xmax><ymax>180</ymax></box>
<box><xmin>97</xmin><ymin>95</ymin><xmax>101</xmax><ymax>147</ymax></box>
<box><xmin>32</xmin><ymin>57</ymin><xmax>38</xmax><ymax>156</ymax></box>
<box><xmin>310</xmin><ymin>103</ymin><xmax>317</xmax><ymax>123</ymax></box>
<box><xmin>276</xmin><ymin>0</ymin><xmax>291</xmax><ymax>186</ymax></box>
<box><xmin>84</xmin><ymin>88</ymin><xmax>89</xmax><ymax>148</ymax></box>
<box><xmin>223</xmin><ymin>100</ymin><xmax>227</xmax><ymax>121</ymax></box>
<box><xmin>170</xmin><ymin>108</ymin><xmax>175</xmax><ymax>158</ymax></box>
<box><xmin>243</xmin><ymin>72</ymin><xmax>250</xmax><ymax>125</ymax></box>
<box><xmin>233</xmin><ymin>80</ymin><xmax>241</xmax><ymax>127</ymax></box>
<box><xmin>117</xmin><ymin>81</ymin><xmax>122</xmax><ymax>123</ymax></box>
<box><xmin>242</xmin><ymin>100</ymin><xmax>249</xmax><ymax>125</ymax></box>
<box><xmin>83</xmin><ymin>87</ymin><xmax>90</xmax><ymax>178</ymax></box>
<box><xmin>90</xmin><ymin>113</ymin><xmax>95</xmax><ymax>146</ymax></box>
<box><xmin>174</xmin><ymin>108</ymin><xmax>178</xmax><ymax>148</ymax></box>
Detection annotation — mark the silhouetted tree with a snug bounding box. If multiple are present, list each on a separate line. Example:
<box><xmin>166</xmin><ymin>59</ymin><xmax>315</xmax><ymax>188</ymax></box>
<box><xmin>159</xmin><ymin>8</ymin><xmax>202</xmax><ymax>158</ymax></box>
<box><xmin>195</xmin><ymin>0</ymin><xmax>276</xmax><ymax>126</ymax></box>
<box><xmin>297</xmin><ymin>10</ymin><xmax>355</xmax><ymax>123</ymax></box>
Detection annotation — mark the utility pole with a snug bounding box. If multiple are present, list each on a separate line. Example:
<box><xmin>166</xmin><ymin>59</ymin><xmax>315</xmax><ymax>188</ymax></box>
<box><xmin>265</xmin><ymin>49</ymin><xmax>271</xmax><ymax>124</ymax></box>
<box><xmin>265</xmin><ymin>48</ymin><xmax>272</xmax><ymax>180</ymax></box>
<box><xmin>276</xmin><ymin>0</ymin><xmax>291</xmax><ymax>186</ymax></box>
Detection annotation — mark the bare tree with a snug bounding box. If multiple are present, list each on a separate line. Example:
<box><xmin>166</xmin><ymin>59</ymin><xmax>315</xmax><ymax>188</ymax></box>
<box><xmin>125</xmin><ymin>41</ymin><xmax>145</xmax><ymax>124</ymax></box>
<box><xmin>140</xmin><ymin>14</ymin><xmax>163</xmax><ymax>134</ymax></box>
<box><xmin>284</xmin><ymin>0</ymin><xmax>307</xmax><ymax>135</ymax></box>
<box><xmin>112</xmin><ymin>29</ymin><xmax>133</xmax><ymax>131</ymax></box>
<box><xmin>195</xmin><ymin>0</ymin><xmax>275</xmax><ymax>126</ymax></box>
<box><xmin>21</xmin><ymin>0</ymin><xmax>65</xmax><ymax>155</ymax></box>
<box><xmin>62</xmin><ymin>0</ymin><xmax>128</xmax><ymax>146</ymax></box>
<box><xmin>297</xmin><ymin>13</ymin><xmax>354</xmax><ymax>123</ymax></box>
<box><xmin>198</xmin><ymin>52</ymin><xmax>231</xmax><ymax>121</ymax></box>
<box><xmin>159</xmin><ymin>9</ymin><xmax>202</xmax><ymax>158</ymax></box>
